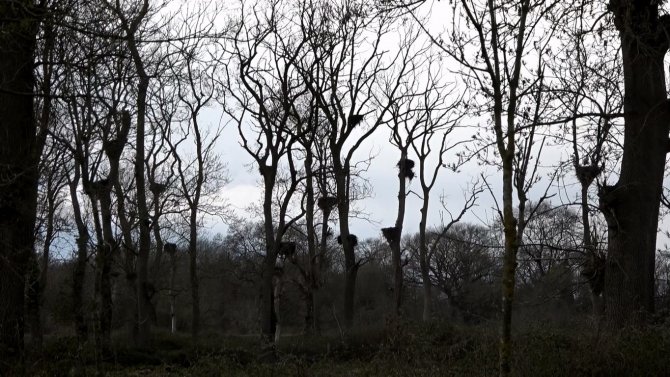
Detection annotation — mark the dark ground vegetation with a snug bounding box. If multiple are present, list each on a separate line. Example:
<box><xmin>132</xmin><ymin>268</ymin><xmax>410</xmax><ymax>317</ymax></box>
<box><xmin>5</xmin><ymin>320</ymin><xmax>670</xmax><ymax>377</ymax></box>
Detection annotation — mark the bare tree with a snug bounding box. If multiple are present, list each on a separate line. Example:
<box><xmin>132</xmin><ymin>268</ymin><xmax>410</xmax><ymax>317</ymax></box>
<box><xmin>223</xmin><ymin>0</ymin><xmax>309</xmax><ymax>353</ymax></box>
<box><xmin>166</xmin><ymin>25</ymin><xmax>226</xmax><ymax>338</ymax></box>
<box><xmin>297</xmin><ymin>0</ymin><xmax>417</xmax><ymax>330</ymax></box>
<box><xmin>420</xmin><ymin>0</ymin><xmax>563</xmax><ymax>375</ymax></box>
<box><xmin>594</xmin><ymin>0</ymin><xmax>670</xmax><ymax>327</ymax></box>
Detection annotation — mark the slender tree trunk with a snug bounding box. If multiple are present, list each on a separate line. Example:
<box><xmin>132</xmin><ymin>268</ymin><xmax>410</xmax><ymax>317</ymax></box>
<box><xmin>600</xmin><ymin>1</ymin><xmax>669</xmax><ymax>326</ymax></box>
<box><xmin>170</xmin><ymin>257</ymin><xmax>177</xmax><ymax>334</ymax></box>
<box><xmin>577</xmin><ymin>179</ymin><xmax>604</xmax><ymax>319</ymax></box>
<box><xmin>69</xmin><ymin>172</ymin><xmax>89</xmax><ymax>344</ymax></box>
<box><xmin>419</xmin><ymin>190</ymin><xmax>432</xmax><ymax>322</ymax></box>
<box><xmin>0</xmin><ymin>0</ymin><xmax>40</xmax><ymax>356</ymax></box>
<box><xmin>303</xmin><ymin>151</ymin><xmax>318</xmax><ymax>334</ymax></box>
<box><xmin>387</xmin><ymin>152</ymin><xmax>408</xmax><ymax>319</ymax></box>
<box><xmin>499</xmin><ymin>153</ymin><xmax>519</xmax><ymax>376</ymax></box>
<box><xmin>188</xmin><ymin>219</ymin><xmax>200</xmax><ymax>339</ymax></box>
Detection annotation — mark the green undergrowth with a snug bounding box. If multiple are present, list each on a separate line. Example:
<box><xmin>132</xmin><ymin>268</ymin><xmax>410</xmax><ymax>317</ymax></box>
<box><xmin>6</xmin><ymin>322</ymin><xmax>670</xmax><ymax>376</ymax></box>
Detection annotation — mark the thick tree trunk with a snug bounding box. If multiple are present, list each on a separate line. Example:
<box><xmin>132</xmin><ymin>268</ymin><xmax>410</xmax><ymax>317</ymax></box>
<box><xmin>94</xmin><ymin>187</ymin><xmax>115</xmax><ymax>357</ymax></box>
<box><xmin>332</xmin><ymin>157</ymin><xmax>359</xmax><ymax>329</ymax></box>
<box><xmin>600</xmin><ymin>1</ymin><xmax>670</xmax><ymax>326</ymax></box>
<box><xmin>273</xmin><ymin>272</ymin><xmax>283</xmax><ymax>343</ymax></box>
<box><xmin>260</xmin><ymin>168</ymin><xmax>278</xmax><ymax>357</ymax></box>
<box><xmin>343</xmin><ymin>263</ymin><xmax>359</xmax><ymax>329</ymax></box>
<box><xmin>260</xmin><ymin>249</ymin><xmax>278</xmax><ymax>356</ymax></box>
<box><xmin>0</xmin><ymin>0</ymin><xmax>40</xmax><ymax>355</ymax></box>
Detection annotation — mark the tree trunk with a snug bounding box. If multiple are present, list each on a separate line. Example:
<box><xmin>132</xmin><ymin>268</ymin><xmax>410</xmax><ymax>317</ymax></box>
<box><xmin>260</xmin><ymin>168</ymin><xmax>278</xmax><ymax>357</ymax></box>
<box><xmin>499</xmin><ymin>152</ymin><xmax>519</xmax><ymax>376</ymax></box>
<box><xmin>260</xmin><ymin>249</ymin><xmax>278</xmax><ymax>357</ymax></box>
<box><xmin>333</xmin><ymin>157</ymin><xmax>359</xmax><ymax>330</ymax></box>
<box><xmin>303</xmin><ymin>150</ymin><xmax>318</xmax><ymax>334</ymax></box>
<box><xmin>600</xmin><ymin>1</ymin><xmax>670</xmax><ymax>326</ymax></box>
<box><xmin>69</xmin><ymin>173</ymin><xmax>89</xmax><ymax>344</ymax></box>
<box><xmin>419</xmin><ymin>190</ymin><xmax>432</xmax><ymax>322</ymax></box>
<box><xmin>387</xmin><ymin>152</ymin><xmax>408</xmax><ymax>319</ymax></box>
<box><xmin>0</xmin><ymin>0</ymin><xmax>40</xmax><ymax>356</ymax></box>
<box><xmin>273</xmin><ymin>272</ymin><xmax>283</xmax><ymax>343</ymax></box>
<box><xmin>188</xmin><ymin>221</ymin><xmax>200</xmax><ymax>339</ymax></box>
<box><xmin>94</xmin><ymin>187</ymin><xmax>115</xmax><ymax>357</ymax></box>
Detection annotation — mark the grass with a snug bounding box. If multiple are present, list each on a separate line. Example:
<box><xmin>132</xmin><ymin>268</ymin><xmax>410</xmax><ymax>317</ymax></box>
<box><xmin>5</xmin><ymin>321</ymin><xmax>670</xmax><ymax>376</ymax></box>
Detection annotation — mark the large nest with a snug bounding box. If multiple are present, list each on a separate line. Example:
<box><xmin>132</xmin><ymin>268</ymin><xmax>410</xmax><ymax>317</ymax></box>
<box><xmin>348</xmin><ymin>114</ymin><xmax>364</xmax><ymax>127</ymax></box>
<box><xmin>397</xmin><ymin>158</ymin><xmax>415</xmax><ymax>180</ymax></box>
<box><xmin>381</xmin><ymin>226</ymin><xmax>400</xmax><ymax>244</ymax></box>
<box><xmin>149</xmin><ymin>182</ymin><xmax>168</xmax><ymax>195</ymax></box>
<box><xmin>575</xmin><ymin>164</ymin><xmax>602</xmax><ymax>186</ymax></box>
<box><xmin>317</xmin><ymin>196</ymin><xmax>338</xmax><ymax>211</ymax></box>
<box><xmin>336</xmin><ymin>234</ymin><xmax>358</xmax><ymax>247</ymax></box>
<box><xmin>164</xmin><ymin>243</ymin><xmax>177</xmax><ymax>254</ymax></box>
<box><xmin>278</xmin><ymin>241</ymin><xmax>297</xmax><ymax>257</ymax></box>
<box><xmin>83</xmin><ymin>179</ymin><xmax>110</xmax><ymax>196</ymax></box>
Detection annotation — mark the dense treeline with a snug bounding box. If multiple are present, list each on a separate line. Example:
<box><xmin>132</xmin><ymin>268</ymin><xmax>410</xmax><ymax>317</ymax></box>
<box><xmin>2</xmin><ymin>0</ymin><xmax>670</xmax><ymax>376</ymax></box>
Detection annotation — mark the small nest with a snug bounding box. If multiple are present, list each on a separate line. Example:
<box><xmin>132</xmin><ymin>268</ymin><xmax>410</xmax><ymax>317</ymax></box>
<box><xmin>336</xmin><ymin>234</ymin><xmax>358</xmax><ymax>247</ymax></box>
<box><xmin>84</xmin><ymin>179</ymin><xmax>109</xmax><ymax>196</ymax></box>
<box><xmin>381</xmin><ymin>226</ymin><xmax>400</xmax><ymax>244</ymax></box>
<box><xmin>104</xmin><ymin>138</ymin><xmax>127</xmax><ymax>160</ymax></box>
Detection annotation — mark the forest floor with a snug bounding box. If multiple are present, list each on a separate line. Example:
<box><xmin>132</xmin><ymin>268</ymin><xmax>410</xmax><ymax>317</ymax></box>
<box><xmin>7</xmin><ymin>321</ymin><xmax>670</xmax><ymax>376</ymax></box>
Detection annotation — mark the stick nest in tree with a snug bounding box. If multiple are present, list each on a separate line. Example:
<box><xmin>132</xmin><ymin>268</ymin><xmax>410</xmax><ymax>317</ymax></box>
<box><xmin>397</xmin><ymin>158</ymin><xmax>415</xmax><ymax>180</ymax></box>
<box><xmin>317</xmin><ymin>196</ymin><xmax>338</xmax><ymax>211</ymax></box>
<box><xmin>381</xmin><ymin>226</ymin><xmax>400</xmax><ymax>244</ymax></box>
<box><xmin>337</xmin><ymin>234</ymin><xmax>358</xmax><ymax>247</ymax></box>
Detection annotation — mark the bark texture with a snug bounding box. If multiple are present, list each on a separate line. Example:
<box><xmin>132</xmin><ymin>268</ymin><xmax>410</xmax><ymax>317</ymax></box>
<box><xmin>600</xmin><ymin>0</ymin><xmax>670</xmax><ymax>326</ymax></box>
<box><xmin>0</xmin><ymin>0</ymin><xmax>40</xmax><ymax>355</ymax></box>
